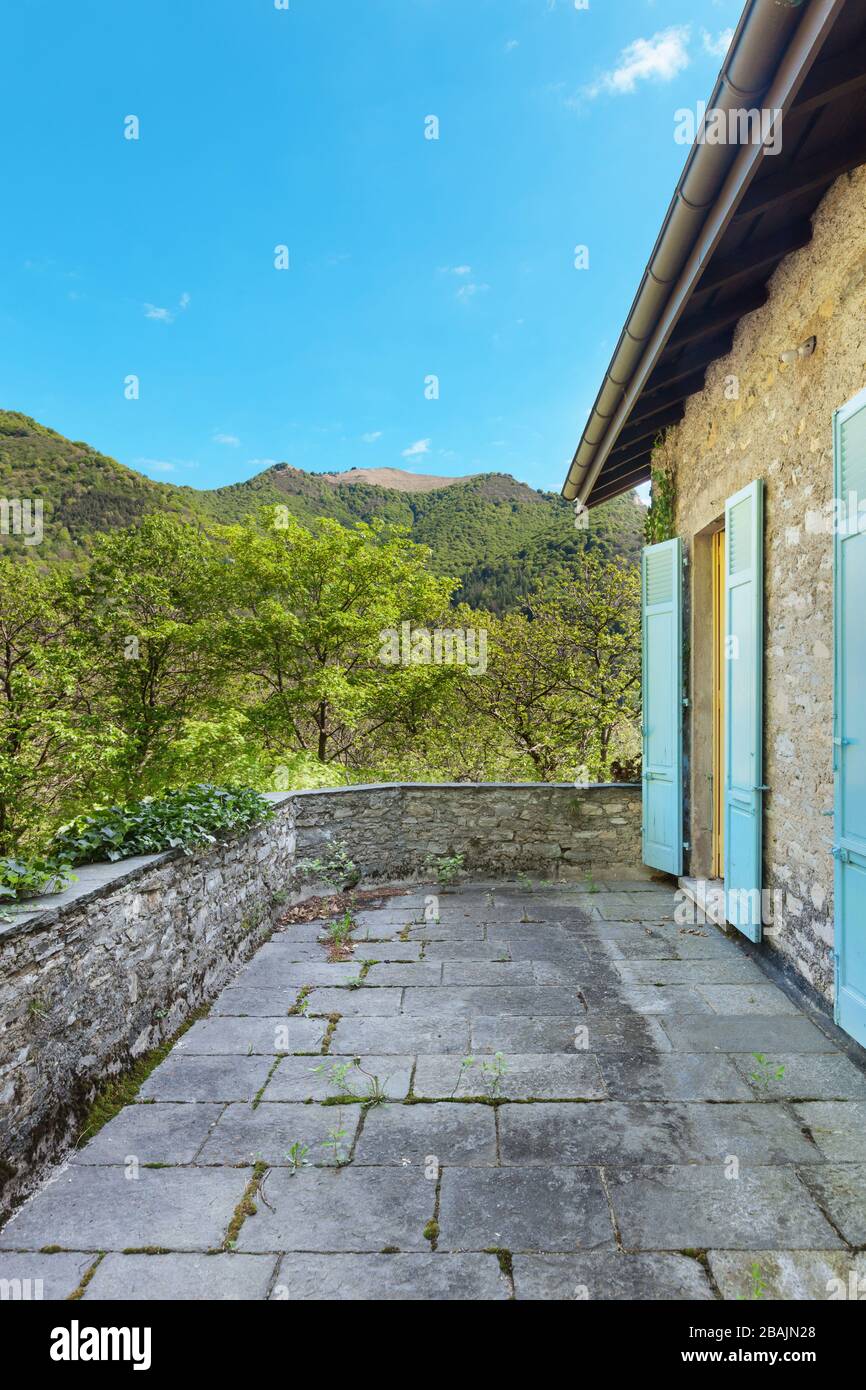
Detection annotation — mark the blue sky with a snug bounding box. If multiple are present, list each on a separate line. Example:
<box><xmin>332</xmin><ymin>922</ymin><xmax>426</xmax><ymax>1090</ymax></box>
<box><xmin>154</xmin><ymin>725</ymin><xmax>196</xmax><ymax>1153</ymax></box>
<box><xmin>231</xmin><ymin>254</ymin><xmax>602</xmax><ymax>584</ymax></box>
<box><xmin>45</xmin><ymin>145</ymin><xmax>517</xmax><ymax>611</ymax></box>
<box><xmin>1</xmin><ymin>0</ymin><xmax>741</xmax><ymax>494</ymax></box>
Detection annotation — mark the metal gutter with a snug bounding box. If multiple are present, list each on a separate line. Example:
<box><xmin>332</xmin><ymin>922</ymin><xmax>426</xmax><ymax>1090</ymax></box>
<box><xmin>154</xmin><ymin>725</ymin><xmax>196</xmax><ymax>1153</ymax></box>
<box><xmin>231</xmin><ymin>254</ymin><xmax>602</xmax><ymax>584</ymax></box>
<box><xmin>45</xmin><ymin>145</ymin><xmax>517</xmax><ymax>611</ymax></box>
<box><xmin>562</xmin><ymin>0</ymin><xmax>846</xmax><ymax>504</ymax></box>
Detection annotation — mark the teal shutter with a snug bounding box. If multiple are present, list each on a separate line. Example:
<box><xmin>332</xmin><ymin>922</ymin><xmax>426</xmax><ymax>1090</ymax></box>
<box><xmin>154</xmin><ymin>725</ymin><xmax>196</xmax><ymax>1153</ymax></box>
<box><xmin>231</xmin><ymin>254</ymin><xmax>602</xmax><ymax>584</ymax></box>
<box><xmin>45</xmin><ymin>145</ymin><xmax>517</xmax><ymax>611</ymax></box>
<box><xmin>641</xmin><ymin>538</ymin><xmax>683</xmax><ymax>875</ymax></box>
<box><xmin>724</xmin><ymin>479</ymin><xmax>764</xmax><ymax>940</ymax></box>
<box><xmin>834</xmin><ymin>389</ymin><xmax>866</xmax><ymax>1048</ymax></box>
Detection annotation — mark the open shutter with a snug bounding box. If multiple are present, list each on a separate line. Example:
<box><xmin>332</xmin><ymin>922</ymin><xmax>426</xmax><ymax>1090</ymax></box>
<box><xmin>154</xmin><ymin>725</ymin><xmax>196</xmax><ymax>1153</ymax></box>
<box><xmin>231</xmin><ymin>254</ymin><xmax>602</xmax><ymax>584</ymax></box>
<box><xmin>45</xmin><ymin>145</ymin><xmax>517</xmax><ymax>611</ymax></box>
<box><xmin>834</xmin><ymin>390</ymin><xmax>866</xmax><ymax>1047</ymax></box>
<box><xmin>641</xmin><ymin>538</ymin><xmax>683</xmax><ymax>875</ymax></box>
<box><xmin>724</xmin><ymin>479</ymin><xmax>764</xmax><ymax>940</ymax></box>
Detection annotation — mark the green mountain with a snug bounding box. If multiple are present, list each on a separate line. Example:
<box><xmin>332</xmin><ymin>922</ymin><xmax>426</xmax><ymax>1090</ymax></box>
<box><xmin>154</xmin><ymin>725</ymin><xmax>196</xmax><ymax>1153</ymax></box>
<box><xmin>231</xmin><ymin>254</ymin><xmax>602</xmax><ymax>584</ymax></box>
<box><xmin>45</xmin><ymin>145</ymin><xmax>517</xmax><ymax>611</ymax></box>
<box><xmin>0</xmin><ymin>410</ymin><xmax>646</xmax><ymax>611</ymax></box>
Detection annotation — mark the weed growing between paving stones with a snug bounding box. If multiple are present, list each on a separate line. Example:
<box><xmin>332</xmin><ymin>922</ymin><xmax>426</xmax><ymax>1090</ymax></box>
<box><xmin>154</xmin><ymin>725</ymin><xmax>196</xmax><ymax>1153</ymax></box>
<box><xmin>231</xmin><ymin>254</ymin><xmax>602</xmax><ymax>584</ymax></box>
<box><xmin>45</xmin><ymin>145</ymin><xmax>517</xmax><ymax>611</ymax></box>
<box><xmin>320</xmin><ymin>1013</ymin><xmax>341</xmax><ymax>1053</ymax></box>
<box><xmin>315</xmin><ymin>1057</ymin><xmax>388</xmax><ymax>1107</ymax></box>
<box><xmin>77</xmin><ymin>1002</ymin><xmax>212</xmax><ymax>1145</ymax></box>
<box><xmin>322</xmin><ymin>1115</ymin><xmax>350</xmax><ymax>1166</ymax></box>
<box><xmin>485</xmin><ymin>1248</ymin><xmax>514</xmax><ymax>1281</ymax></box>
<box><xmin>749</xmin><ymin>1053</ymin><xmax>786</xmax><ymax>1090</ymax></box>
<box><xmin>325</xmin><ymin>909</ymin><xmax>356</xmax><ymax>958</ymax></box>
<box><xmin>68</xmin><ymin>1254</ymin><xmax>104</xmax><ymax>1301</ymax></box>
<box><xmin>449</xmin><ymin>1052</ymin><xmax>508</xmax><ymax>1099</ymax></box>
<box><xmin>737</xmin><ymin>1262</ymin><xmax>768</xmax><ymax>1300</ymax></box>
<box><xmin>425</xmin><ymin>852</ymin><xmax>464</xmax><ymax>887</ymax></box>
<box><xmin>285</xmin><ymin>1141</ymin><xmax>310</xmax><ymax>1174</ymax></box>
<box><xmin>252</xmin><ymin>1058</ymin><xmax>282</xmax><ymax>1109</ymax></box>
<box><xmin>288</xmin><ymin>985</ymin><xmax>312</xmax><ymax>1015</ymax></box>
<box><xmin>295</xmin><ymin>841</ymin><xmax>360</xmax><ymax>893</ymax></box>
<box><xmin>223</xmin><ymin>1162</ymin><xmax>268</xmax><ymax>1249</ymax></box>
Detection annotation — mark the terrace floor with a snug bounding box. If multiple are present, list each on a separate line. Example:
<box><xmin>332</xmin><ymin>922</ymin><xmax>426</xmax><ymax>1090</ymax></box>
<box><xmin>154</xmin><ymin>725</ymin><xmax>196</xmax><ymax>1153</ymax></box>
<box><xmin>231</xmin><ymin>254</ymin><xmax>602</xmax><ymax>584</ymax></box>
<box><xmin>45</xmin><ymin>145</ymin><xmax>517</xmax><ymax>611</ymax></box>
<box><xmin>3</xmin><ymin>877</ymin><xmax>866</xmax><ymax>1301</ymax></box>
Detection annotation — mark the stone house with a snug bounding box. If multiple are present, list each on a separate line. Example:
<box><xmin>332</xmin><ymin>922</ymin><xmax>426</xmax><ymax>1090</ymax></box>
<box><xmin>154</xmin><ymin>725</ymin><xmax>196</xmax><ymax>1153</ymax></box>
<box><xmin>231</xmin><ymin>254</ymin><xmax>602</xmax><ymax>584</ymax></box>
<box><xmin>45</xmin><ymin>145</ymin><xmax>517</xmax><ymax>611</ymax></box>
<box><xmin>562</xmin><ymin>0</ymin><xmax>866</xmax><ymax>1048</ymax></box>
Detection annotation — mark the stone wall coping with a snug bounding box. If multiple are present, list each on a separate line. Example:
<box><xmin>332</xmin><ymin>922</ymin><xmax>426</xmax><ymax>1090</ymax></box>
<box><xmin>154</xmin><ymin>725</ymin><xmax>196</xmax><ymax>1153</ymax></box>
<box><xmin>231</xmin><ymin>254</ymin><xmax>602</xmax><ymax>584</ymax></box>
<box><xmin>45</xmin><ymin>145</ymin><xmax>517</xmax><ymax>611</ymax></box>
<box><xmin>2</xmin><ymin>782</ymin><xmax>639</xmax><ymax>941</ymax></box>
<box><xmin>289</xmin><ymin>781</ymin><xmax>640</xmax><ymax>795</ymax></box>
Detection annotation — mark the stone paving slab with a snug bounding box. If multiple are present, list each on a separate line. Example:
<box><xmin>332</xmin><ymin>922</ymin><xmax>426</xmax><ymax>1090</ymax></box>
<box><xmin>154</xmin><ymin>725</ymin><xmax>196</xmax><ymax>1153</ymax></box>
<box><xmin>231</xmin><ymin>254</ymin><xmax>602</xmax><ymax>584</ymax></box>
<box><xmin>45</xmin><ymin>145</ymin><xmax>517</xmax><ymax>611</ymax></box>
<box><xmin>351</xmin><ymin>940</ymin><xmax>425</xmax><ymax>961</ymax></box>
<box><xmin>659</xmin><ymin>1014</ymin><xmax>837</xmax><ymax>1054</ymax></box>
<box><xmin>139</xmin><ymin>1054</ymin><xmax>276</xmax><ymax>1102</ymax></box>
<box><xmin>271</xmin><ymin>1252</ymin><xmax>510</xmax><ymax>1300</ymax></box>
<box><xmin>606</xmin><ymin>1166</ymin><xmax>843</xmax><ymax>1250</ymax></box>
<box><xmin>400</xmin><ymin>986</ymin><xmax>584</xmax><ymax>1019</ymax></box>
<box><xmin>598</xmin><ymin>1053</ymin><xmax>754</xmax><ymax>1102</ymax></box>
<box><xmin>71</xmin><ymin>1103</ymin><xmax>225</xmax><ymax>1166</ymax></box>
<box><xmin>422</xmin><ymin>941</ymin><xmax>510</xmax><ymax>962</ymax></box>
<box><xmin>794</xmin><ymin>1101</ymin><xmax>866</xmax><ymax>1161</ymax></box>
<box><xmin>274</xmin><ymin>922</ymin><xmax>332</xmax><ymax>941</ymax></box>
<box><xmin>441</xmin><ymin>961</ymin><xmax>536</xmax><ymax>986</ymax></box>
<box><xmin>237</xmin><ymin>944</ymin><xmax>335</xmax><ymax>972</ymax></box>
<box><xmin>197</xmin><ymin>1102</ymin><xmax>364</xmax><ymax>1167</ymax></box>
<box><xmin>412</xmin><ymin>1053</ymin><xmax>607</xmax><ymax>1101</ymax></box>
<box><xmin>798</xmin><ymin>1163</ymin><xmax>866</xmax><ymax>1244</ymax></box>
<box><xmin>305</xmin><ymin>987</ymin><xmax>403</xmax><ymax>1016</ymax></box>
<box><xmin>265</xmin><ymin>1055</ymin><xmax>414</xmax><ymax>1102</ymax></box>
<box><xmin>232</xmin><ymin>962</ymin><xmax>368</xmax><ymax>989</ymax></box>
<box><xmin>696</xmin><ymin>983</ymin><xmax>801</xmax><ymax>1016</ymax></box>
<box><xmin>471</xmin><ymin>1012</ymin><xmax>671</xmax><ymax>1054</ymax></box>
<box><xmin>353</xmin><ymin>909</ymin><xmax>423</xmax><ymax>930</ymax></box>
<box><xmin>512</xmin><ymin>1252</ymin><xmax>715</xmax><ymax>1301</ymax></box>
<box><xmin>174</xmin><ymin>1016</ymin><xmax>325</xmax><ymax>1056</ymax></box>
<box><xmin>502</xmin><ymin>938</ymin><xmax>589</xmax><ymax>967</ymax></box>
<box><xmin>235</xmin><ymin>1168</ymin><xmax>435</xmax><ymax>1252</ymax></box>
<box><xmin>730</xmin><ymin>1052</ymin><xmax>866</xmax><ymax>1100</ymax></box>
<box><xmin>613</xmin><ymin>957</ymin><xmax>768</xmax><ymax>986</ymax></box>
<box><xmin>0</xmin><ymin>1167</ymin><xmax>248</xmax><ymax>1252</ymax></box>
<box><xmin>332</xmin><ymin>1016</ymin><xmax>470</xmax><ymax>1054</ymax></box>
<box><xmin>531</xmin><ymin>959</ymin><xmax>596</xmax><ymax>986</ymax></box>
<box><xmin>83</xmin><ymin>1252</ymin><xmax>278</xmax><ymax>1300</ymax></box>
<box><xmin>363</xmin><ymin>963</ymin><xmax>442</xmax><ymax>986</ymax></box>
<box><xmin>211</xmin><ymin>987</ymin><xmax>298</xmax><ymax>1017</ymax></box>
<box><xmin>501</xmin><ymin>1099</ymin><xmax>820</xmax><ymax>1167</ymax></box>
<box><xmin>437</xmin><ymin>1167</ymin><xmax>614</xmax><ymax>1252</ymax></box>
<box><xmin>407</xmin><ymin>923</ymin><xmax>487</xmax><ymax>941</ymax></box>
<box><xmin>707</xmin><ymin>1249</ymin><xmax>866</xmax><ymax>1302</ymax></box>
<box><xmin>0</xmin><ymin>1251</ymin><xmax>95</xmax><ymax>1300</ymax></box>
<box><xmin>353</xmin><ymin>1102</ymin><xmax>497</xmax><ymax>1167</ymax></box>
<box><xmin>618</xmin><ymin>984</ymin><xmax>715</xmax><ymax>1015</ymax></box>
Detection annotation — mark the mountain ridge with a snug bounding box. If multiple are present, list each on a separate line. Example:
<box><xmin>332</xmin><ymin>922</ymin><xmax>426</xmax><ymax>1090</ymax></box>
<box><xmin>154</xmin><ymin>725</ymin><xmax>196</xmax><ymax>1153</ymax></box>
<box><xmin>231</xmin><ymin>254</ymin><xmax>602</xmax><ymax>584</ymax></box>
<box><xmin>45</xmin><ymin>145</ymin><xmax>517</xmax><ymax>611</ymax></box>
<box><xmin>0</xmin><ymin>409</ymin><xmax>646</xmax><ymax>611</ymax></box>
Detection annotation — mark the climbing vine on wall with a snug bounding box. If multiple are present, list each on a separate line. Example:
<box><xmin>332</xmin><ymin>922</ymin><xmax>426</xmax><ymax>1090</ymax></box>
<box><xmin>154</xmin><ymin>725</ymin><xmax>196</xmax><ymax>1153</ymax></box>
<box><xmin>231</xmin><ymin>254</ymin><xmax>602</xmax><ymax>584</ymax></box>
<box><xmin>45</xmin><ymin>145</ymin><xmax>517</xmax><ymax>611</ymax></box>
<box><xmin>644</xmin><ymin>437</ymin><xmax>676</xmax><ymax>544</ymax></box>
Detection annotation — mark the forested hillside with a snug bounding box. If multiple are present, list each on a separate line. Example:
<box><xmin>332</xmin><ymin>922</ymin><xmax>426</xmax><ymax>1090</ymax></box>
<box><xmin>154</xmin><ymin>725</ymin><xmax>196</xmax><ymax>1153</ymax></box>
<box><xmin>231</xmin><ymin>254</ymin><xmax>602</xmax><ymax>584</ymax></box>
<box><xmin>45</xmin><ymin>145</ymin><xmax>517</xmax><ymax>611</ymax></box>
<box><xmin>0</xmin><ymin>410</ymin><xmax>645</xmax><ymax>611</ymax></box>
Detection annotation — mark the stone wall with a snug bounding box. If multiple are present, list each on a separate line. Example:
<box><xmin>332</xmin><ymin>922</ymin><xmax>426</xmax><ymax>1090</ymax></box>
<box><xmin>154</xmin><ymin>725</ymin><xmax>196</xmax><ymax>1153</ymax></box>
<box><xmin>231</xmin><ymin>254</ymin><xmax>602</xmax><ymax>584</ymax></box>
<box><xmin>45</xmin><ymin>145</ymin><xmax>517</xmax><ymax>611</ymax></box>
<box><xmin>652</xmin><ymin>164</ymin><xmax>866</xmax><ymax>1002</ymax></box>
<box><xmin>0</xmin><ymin>783</ymin><xmax>640</xmax><ymax>1217</ymax></box>
<box><xmin>293</xmin><ymin>782</ymin><xmax>642</xmax><ymax>880</ymax></box>
<box><xmin>0</xmin><ymin>799</ymin><xmax>297</xmax><ymax>1218</ymax></box>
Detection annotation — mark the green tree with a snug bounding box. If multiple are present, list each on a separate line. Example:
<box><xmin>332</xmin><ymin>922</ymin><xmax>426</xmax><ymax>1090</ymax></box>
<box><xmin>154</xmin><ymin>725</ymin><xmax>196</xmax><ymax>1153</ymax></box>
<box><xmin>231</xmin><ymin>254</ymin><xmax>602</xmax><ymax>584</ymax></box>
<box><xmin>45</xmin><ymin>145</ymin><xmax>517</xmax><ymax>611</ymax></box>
<box><xmin>217</xmin><ymin>512</ymin><xmax>456</xmax><ymax>767</ymax></box>
<box><xmin>456</xmin><ymin>552</ymin><xmax>640</xmax><ymax>781</ymax></box>
<box><xmin>0</xmin><ymin>559</ymin><xmax>106</xmax><ymax>850</ymax></box>
<box><xmin>74</xmin><ymin>515</ymin><xmax>231</xmax><ymax>798</ymax></box>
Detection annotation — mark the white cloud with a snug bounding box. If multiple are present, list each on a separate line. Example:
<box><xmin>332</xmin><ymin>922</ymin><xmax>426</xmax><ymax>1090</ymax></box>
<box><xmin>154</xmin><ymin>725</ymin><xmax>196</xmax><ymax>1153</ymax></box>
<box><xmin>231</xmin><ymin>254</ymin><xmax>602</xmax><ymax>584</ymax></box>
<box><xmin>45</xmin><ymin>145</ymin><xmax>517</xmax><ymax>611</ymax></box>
<box><xmin>213</xmin><ymin>432</ymin><xmax>240</xmax><ymax>446</ymax></box>
<box><xmin>505</xmin><ymin>39</ymin><xmax>519</xmax><ymax>52</ymax></box>
<box><xmin>362</xmin><ymin>431</ymin><xmax>383</xmax><ymax>444</ymax></box>
<box><xmin>439</xmin><ymin>264</ymin><xmax>472</xmax><ymax>276</ymax></box>
<box><xmin>136</xmin><ymin>458</ymin><xmax>176</xmax><ymax>473</ymax></box>
<box><xmin>245</xmin><ymin>458</ymin><xmax>279</xmax><ymax>469</ymax></box>
<box><xmin>584</xmin><ymin>26</ymin><xmax>691</xmax><ymax>99</ymax></box>
<box><xmin>702</xmin><ymin>28</ymin><xmax>734</xmax><ymax>60</ymax></box>
<box><xmin>402</xmin><ymin>439</ymin><xmax>431</xmax><ymax>459</ymax></box>
<box><xmin>144</xmin><ymin>303</ymin><xmax>174</xmax><ymax>323</ymax></box>
<box><xmin>456</xmin><ymin>281</ymin><xmax>490</xmax><ymax>301</ymax></box>
<box><xmin>179</xmin><ymin>291</ymin><xmax>191</xmax><ymax>309</ymax></box>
